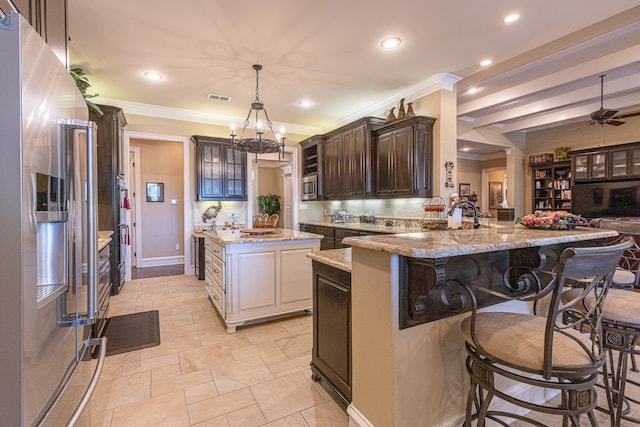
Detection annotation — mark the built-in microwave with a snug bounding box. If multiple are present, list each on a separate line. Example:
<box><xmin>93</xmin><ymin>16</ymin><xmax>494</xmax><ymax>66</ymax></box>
<box><xmin>302</xmin><ymin>174</ymin><xmax>318</xmax><ymax>200</ymax></box>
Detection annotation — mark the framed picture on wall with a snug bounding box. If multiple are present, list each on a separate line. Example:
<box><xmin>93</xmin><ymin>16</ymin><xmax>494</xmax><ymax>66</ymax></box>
<box><xmin>146</xmin><ymin>182</ymin><xmax>164</xmax><ymax>202</ymax></box>
<box><xmin>459</xmin><ymin>183</ymin><xmax>470</xmax><ymax>197</ymax></box>
<box><xmin>489</xmin><ymin>181</ymin><xmax>503</xmax><ymax>208</ymax></box>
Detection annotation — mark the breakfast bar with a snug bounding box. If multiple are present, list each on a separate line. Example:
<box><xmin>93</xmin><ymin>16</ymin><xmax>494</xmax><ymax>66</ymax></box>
<box><xmin>339</xmin><ymin>223</ymin><xmax>618</xmax><ymax>427</ymax></box>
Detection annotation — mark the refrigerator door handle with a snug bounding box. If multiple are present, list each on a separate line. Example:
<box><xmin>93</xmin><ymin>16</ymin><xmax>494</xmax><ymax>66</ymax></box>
<box><xmin>58</xmin><ymin>119</ymin><xmax>99</xmax><ymax>326</ymax></box>
<box><xmin>37</xmin><ymin>337</ymin><xmax>106</xmax><ymax>427</ymax></box>
<box><xmin>67</xmin><ymin>337</ymin><xmax>107</xmax><ymax>427</ymax></box>
<box><xmin>84</xmin><ymin>121</ymin><xmax>99</xmax><ymax>323</ymax></box>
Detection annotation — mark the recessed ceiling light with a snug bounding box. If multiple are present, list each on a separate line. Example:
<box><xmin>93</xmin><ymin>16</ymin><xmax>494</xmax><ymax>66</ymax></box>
<box><xmin>143</xmin><ymin>71</ymin><xmax>163</xmax><ymax>81</ymax></box>
<box><xmin>298</xmin><ymin>99</ymin><xmax>313</xmax><ymax>108</ymax></box>
<box><xmin>467</xmin><ymin>87</ymin><xmax>479</xmax><ymax>95</ymax></box>
<box><xmin>380</xmin><ymin>37</ymin><xmax>402</xmax><ymax>49</ymax></box>
<box><xmin>480</xmin><ymin>59</ymin><xmax>492</xmax><ymax>66</ymax></box>
<box><xmin>504</xmin><ymin>13</ymin><xmax>520</xmax><ymax>23</ymax></box>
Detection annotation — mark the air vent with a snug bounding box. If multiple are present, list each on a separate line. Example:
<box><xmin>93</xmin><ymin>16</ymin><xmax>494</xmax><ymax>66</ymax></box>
<box><xmin>208</xmin><ymin>94</ymin><xmax>231</xmax><ymax>102</ymax></box>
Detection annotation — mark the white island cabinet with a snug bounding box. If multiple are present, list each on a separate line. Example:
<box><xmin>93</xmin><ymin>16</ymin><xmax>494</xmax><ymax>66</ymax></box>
<box><xmin>204</xmin><ymin>229</ymin><xmax>322</xmax><ymax>333</ymax></box>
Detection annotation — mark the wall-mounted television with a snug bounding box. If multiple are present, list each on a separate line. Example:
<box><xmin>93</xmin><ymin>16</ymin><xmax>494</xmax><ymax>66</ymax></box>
<box><xmin>572</xmin><ymin>181</ymin><xmax>640</xmax><ymax>218</ymax></box>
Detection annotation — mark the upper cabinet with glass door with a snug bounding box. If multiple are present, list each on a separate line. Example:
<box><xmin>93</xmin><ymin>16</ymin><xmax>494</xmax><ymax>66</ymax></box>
<box><xmin>572</xmin><ymin>151</ymin><xmax>607</xmax><ymax>182</ymax></box>
<box><xmin>572</xmin><ymin>142</ymin><xmax>640</xmax><ymax>182</ymax></box>
<box><xmin>610</xmin><ymin>145</ymin><xmax>640</xmax><ymax>179</ymax></box>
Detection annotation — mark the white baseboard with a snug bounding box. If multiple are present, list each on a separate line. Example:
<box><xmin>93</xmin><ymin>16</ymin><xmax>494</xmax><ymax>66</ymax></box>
<box><xmin>347</xmin><ymin>404</ymin><xmax>374</xmax><ymax>427</ymax></box>
<box><xmin>138</xmin><ymin>255</ymin><xmax>184</xmax><ymax>268</ymax></box>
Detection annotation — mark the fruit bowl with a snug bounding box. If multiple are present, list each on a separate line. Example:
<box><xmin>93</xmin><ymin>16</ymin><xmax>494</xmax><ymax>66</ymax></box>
<box><xmin>517</xmin><ymin>211</ymin><xmax>589</xmax><ymax>230</ymax></box>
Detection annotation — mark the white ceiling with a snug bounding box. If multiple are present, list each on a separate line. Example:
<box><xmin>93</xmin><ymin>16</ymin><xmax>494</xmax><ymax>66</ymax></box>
<box><xmin>67</xmin><ymin>1</ymin><xmax>640</xmax><ymax>155</ymax></box>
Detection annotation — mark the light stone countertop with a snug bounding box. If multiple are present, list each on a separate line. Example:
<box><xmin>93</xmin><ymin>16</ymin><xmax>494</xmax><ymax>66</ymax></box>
<box><xmin>205</xmin><ymin>228</ymin><xmax>323</xmax><ymax>245</ymax></box>
<box><xmin>343</xmin><ymin>224</ymin><xmax>618</xmax><ymax>258</ymax></box>
<box><xmin>97</xmin><ymin>230</ymin><xmax>113</xmax><ymax>251</ymax></box>
<box><xmin>307</xmin><ymin>248</ymin><xmax>352</xmax><ymax>273</ymax></box>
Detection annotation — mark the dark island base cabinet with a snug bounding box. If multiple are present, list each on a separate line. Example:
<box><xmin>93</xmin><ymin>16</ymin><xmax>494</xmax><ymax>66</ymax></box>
<box><xmin>193</xmin><ymin>235</ymin><xmax>205</xmax><ymax>280</ymax></box>
<box><xmin>311</xmin><ymin>261</ymin><xmax>352</xmax><ymax>405</ymax></box>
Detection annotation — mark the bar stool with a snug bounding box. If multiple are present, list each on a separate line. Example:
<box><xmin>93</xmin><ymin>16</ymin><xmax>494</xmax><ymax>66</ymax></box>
<box><xmin>459</xmin><ymin>236</ymin><xmax>633</xmax><ymax>426</ymax></box>
<box><xmin>601</xmin><ymin>289</ymin><xmax>640</xmax><ymax>425</ymax></box>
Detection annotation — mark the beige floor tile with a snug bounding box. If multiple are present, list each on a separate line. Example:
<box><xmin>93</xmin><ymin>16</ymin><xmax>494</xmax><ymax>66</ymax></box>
<box><xmin>211</xmin><ymin>356</ymin><xmax>275</xmax><ymax>394</ymax></box>
<box><xmin>230</xmin><ymin>341</ymin><xmax>282</xmax><ymax>361</ymax></box>
<box><xmin>92</xmin><ymin>371</ymin><xmax>151</xmax><ymax>412</ymax></box>
<box><xmin>276</xmin><ymin>333</ymin><xmax>312</xmax><ymax>359</ymax></box>
<box><xmin>250</xmin><ymin>372</ymin><xmax>330</xmax><ymax>422</ymax></box>
<box><xmin>263</xmin><ymin>413</ymin><xmax>309</xmax><ymax>426</ymax></box>
<box><xmin>267</xmin><ymin>354</ymin><xmax>313</xmax><ymax>377</ymax></box>
<box><xmin>178</xmin><ymin>343</ymin><xmax>235</xmax><ymax>374</ymax></box>
<box><xmin>239</xmin><ymin>324</ymin><xmax>295</xmax><ymax>345</ymax></box>
<box><xmin>187</xmin><ymin>388</ymin><xmax>256</xmax><ymax>425</ymax></box>
<box><xmin>301</xmin><ymin>400</ymin><xmax>349</xmax><ymax>427</ymax></box>
<box><xmin>89</xmin><ymin>409</ymin><xmax>113</xmax><ymax>427</ymax></box>
<box><xmin>151</xmin><ymin>368</ymin><xmax>212</xmax><ymax>397</ymax></box>
<box><xmin>190</xmin><ymin>416</ymin><xmax>230</xmax><ymax>427</ymax></box>
<box><xmin>184</xmin><ymin>381</ymin><xmax>219</xmax><ymax>405</ymax></box>
<box><xmin>151</xmin><ymin>363</ymin><xmax>182</xmax><ymax>382</ymax></box>
<box><xmin>225</xmin><ymin>404</ymin><xmax>267</xmax><ymax>427</ymax></box>
<box><xmin>150</xmin><ymin>331</ymin><xmax>202</xmax><ymax>357</ymax></box>
<box><xmin>111</xmin><ymin>389</ymin><xmax>189</xmax><ymax>427</ymax></box>
<box><xmin>121</xmin><ymin>353</ymin><xmax>180</xmax><ymax>377</ymax></box>
<box><xmin>259</xmin><ymin>350</ymin><xmax>289</xmax><ymax>365</ymax></box>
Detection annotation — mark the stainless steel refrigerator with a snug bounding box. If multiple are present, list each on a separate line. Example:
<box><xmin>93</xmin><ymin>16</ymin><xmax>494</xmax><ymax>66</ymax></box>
<box><xmin>0</xmin><ymin>12</ymin><xmax>106</xmax><ymax>426</ymax></box>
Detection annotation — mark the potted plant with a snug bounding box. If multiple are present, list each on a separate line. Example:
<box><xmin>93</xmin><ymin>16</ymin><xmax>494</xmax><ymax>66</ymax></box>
<box><xmin>69</xmin><ymin>66</ymin><xmax>103</xmax><ymax>117</ymax></box>
<box><xmin>257</xmin><ymin>193</ymin><xmax>281</xmax><ymax>216</ymax></box>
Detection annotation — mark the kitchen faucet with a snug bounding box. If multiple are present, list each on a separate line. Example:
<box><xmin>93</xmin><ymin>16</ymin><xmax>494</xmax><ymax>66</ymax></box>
<box><xmin>448</xmin><ymin>200</ymin><xmax>480</xmax><ymax>229</ymax></box>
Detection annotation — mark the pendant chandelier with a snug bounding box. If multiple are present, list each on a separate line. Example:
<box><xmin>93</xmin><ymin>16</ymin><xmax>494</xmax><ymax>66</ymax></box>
<box><xmin>231</xmin><ymin>64</ymin><xmax>285</xmax><ymax>158</ymax></box>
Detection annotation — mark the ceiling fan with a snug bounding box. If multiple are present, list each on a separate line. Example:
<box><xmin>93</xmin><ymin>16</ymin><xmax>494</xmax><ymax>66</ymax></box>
<box><xmin>569</xmin><ymin>74</ymin><xmax>640</xmax><ymax>131</ymax></box>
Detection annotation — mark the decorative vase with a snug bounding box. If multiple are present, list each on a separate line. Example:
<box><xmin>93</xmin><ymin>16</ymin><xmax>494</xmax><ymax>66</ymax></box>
<box><xmin>397</xmin><ymin>98</ymin><xmax>406</xmax><ymax>119</ymax></box>
<box><xmin>385</xmin><ymin>107</ymin><xmax>396</xmax><ymax>123</ymax></box>
<box><xmin>406</xmin><ymin>102</ymin><xmax>415</xmax><ymax>117</ymax></box>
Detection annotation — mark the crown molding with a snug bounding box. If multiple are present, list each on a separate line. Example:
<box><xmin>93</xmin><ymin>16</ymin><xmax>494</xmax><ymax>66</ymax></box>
<box><xmin>94</xmin><ymin>97</ymin><xmax>323</xmax><ymax>136</ymax></box>
<box><xmin>96</xmin><ymin>72</ymin><xmax>463</xmax><ymax>137</ymax></box>
<box><xmin>320</xmin><ymin>73</ymin><xmax>463</xmax><ymax>132</ymax></box>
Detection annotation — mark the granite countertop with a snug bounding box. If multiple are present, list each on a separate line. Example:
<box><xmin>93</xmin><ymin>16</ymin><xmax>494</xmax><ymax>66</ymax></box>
<box><xmin>98</xmin><ymin>236</ymin><xmax>112</xmax><ymax>251</ymax></box>
<box><xmin>343</xmin><ymin>224</ymin><xmax>618</xmax><ymax>258</ymax></box>
<box><xmin>205</xmin><ymin>228</ymin><xmax>323</xmax><ymax>245</ymax></box>
<box><xmin>307</xmin><ymin>248</ymin><xmax>352</xmax><ymax>272</ymax></box>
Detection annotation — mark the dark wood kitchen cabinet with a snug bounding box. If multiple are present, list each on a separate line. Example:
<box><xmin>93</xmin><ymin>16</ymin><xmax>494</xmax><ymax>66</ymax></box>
<box><xmin>373</xmin><ymin>116</ymin><xmax>436</xmax><ymax>198</ymax></box>
<box><xmin>193</xmin><ymin>234</ymin><xmax>205</xmax><ymax>280</ymax></box>
<box><xmin>1</xmin><ymin>0</ymin><xmax>69</xmax><ymax>67</ymax></box>
<box><xmin>90</xmin><ymin>105</ymin><xmax>127</xmax><ymax>295</ymax></box>
<box><xmin>192</xmin><ymin>136</ymin><xmax>247</xmax><ymax>201</ymax></box>
<box><xmin>311</xmin><ymin>260</ymin><xmax>352</xmax><ymax>405</ymax></box>
<box><xmin>322</xmin><ymin>117</ymin><xmax>385</xmax><ymax>200</ymax></box>
<box><xmin>571</xmin><ymin>142</ymin><xmax>640</xmax><ymax>182</ymax></box>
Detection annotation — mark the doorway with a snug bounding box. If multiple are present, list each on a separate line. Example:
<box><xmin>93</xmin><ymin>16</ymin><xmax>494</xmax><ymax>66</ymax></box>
<box><xmin>247</xmin><ymin>146</ymin><xmax>298</xmax><ymax>229</ymax></box>
<box><xmin>124</xmin><ymin>131</ymin><xmax>191</xmax><ymax>281</ymax></box>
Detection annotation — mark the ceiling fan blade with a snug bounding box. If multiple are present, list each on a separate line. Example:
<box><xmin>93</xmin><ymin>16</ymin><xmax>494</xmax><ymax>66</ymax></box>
<box><xmin>607</xmin><ymin>120</ymin><xmax>626</xmax><ymax>126</ymax></box>
<box><xmin>591</xmin><ymin>108</ymin><xmax>619</xmax><ymax>120</ymax></box>
<box><xmin>613</xmin><ymin>110</ymin><xmax>640</xmax><ymax>119</ymax></box>
<box><xmin>568</xmin><ymin>121</ymin><xmax>593</xmax><ymax>132</ymax></box>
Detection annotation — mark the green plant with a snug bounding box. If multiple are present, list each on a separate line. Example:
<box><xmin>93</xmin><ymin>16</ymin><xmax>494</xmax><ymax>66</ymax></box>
<box><xmin>554</xmin><ymin>146</ymin><xmax>571</xmax><ymax>161</ymax></box>
<box><xmin>69</xmin><ymin>66</ymin><xmax>103</xmax><ymax>117</ymax></box>
<box><xmin>257</xmin><ymin>194</ymin><xmax>281</xmax><ymax>215</ymax></box>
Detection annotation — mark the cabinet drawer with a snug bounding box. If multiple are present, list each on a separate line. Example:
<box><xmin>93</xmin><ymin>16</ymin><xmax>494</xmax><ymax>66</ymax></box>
<box><xmin>209</xmin><ymin>282</ymin><xmax>225</xmax><ymax>315</ymax></box>
<box><xmin>211</xmin><ymin>255</ymin><xmax>225</xmax><ymax>290</ymax></box>
<box><xmin>314</xmin><ymin>226</ymin><xmax>335</xmax><ymax>237</ymax></box>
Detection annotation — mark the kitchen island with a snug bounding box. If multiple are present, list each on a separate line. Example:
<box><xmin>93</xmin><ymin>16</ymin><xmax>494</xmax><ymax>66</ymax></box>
<box><xmin>339</xmin><ymin>223</ymin><xmax>618</xmax><ymax>427</ymax></box>
<box><xmin>204</xmin><ymin>229</ymin><xmax>322</xmax><ymax>333</ymax></box>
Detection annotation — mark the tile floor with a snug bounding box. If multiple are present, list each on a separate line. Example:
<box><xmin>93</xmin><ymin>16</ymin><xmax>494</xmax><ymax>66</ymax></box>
<box><xmin>92</xmin><ymin>273</ymin><xmax>640</xmax><ymax>426</ymax></box>
<box><xmin>90</xmin><ymin>274</ymin><xmax>349</xmax><ymax>427</ymax></box>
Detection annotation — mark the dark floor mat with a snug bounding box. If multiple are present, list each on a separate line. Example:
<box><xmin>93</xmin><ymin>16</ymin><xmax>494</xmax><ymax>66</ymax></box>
<box><xmin>102</xmin><ymin>310</ymin><xmax>161</xmax><ymax>356</ymax></box>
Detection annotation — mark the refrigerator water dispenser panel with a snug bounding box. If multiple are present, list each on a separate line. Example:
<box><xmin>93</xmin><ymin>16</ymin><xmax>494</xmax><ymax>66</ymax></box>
<box><xmin>35</xmin><ymin>173</ymin><xmax>69</xmax><ymax>307</ymax></box>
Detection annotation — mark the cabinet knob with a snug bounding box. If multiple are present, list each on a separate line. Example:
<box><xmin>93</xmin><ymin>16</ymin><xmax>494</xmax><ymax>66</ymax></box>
<box><xmin>213</xmin><ymin>295</ymin><xmax>220</xmax><ymax>300</ymax></box>
<box><xmin>214</xmin><ymin>268</ymin><xmax>219</xmax><ymax>274</ymax></box>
